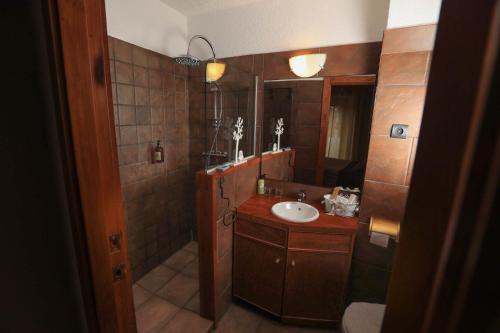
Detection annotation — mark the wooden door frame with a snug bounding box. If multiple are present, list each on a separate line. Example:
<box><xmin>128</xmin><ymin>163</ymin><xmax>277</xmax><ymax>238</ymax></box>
<box><xmin>315</xmin><ymin>75</ymin><xmax>376</xmax><ymax>186</ymax></box>
<box><xmin>45</xmin><ymin>0</ymin><xmax>136</xmax><ymax>332</ymax></box>
<box><xmin>382</xmin><ymin>0</ymin><xmax>499</xmax><ymax>331</ymax></box>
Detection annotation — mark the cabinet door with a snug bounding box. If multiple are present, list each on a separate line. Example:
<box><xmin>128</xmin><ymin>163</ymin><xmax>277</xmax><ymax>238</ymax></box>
<box><xmin>233</xmin><ymin>235</ymin><xmax>286</xmax><ymax>315</ymax></box>
<box><xmin>282</xmin><ymin>250</ymin><xmax>349</xmax><ymax>322</ymax></box>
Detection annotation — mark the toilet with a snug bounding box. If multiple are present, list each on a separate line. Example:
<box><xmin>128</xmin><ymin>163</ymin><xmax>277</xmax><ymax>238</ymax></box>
<box><xmin>342</xmin><ymin>302</ymin><xmax>386</xmax><ymax>333</ymax></box>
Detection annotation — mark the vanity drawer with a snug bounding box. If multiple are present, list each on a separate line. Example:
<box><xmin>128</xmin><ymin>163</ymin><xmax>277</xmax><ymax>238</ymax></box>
<box><xmin>288</xmin><ymin>232</ymin><xmax>351</xmax><ymax>253</ymax></box>
<box><xmin>235</xmin><ymin>218</ymin><xmax>287</xmax><ymax>247</ymax></box>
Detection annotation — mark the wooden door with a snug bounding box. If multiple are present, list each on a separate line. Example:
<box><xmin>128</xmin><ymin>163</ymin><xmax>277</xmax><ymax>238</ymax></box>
<box><xmin>233</xmin><ymin>235</ymin><xmax>286</xmax><ymax>315</ymax></box>
<box><xmin>282</xmin><ymin>250</ymin><xmax>349</xmax><ymax>323</ymax></box>
<box><xmin>47</xmin><ymin>0</ymin><xmax>136</xmax><ymax>331</ymax></box>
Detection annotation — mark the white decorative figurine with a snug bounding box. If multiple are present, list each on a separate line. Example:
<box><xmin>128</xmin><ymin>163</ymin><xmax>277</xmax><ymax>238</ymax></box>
<box><xmin>275</xmin><ymin>118</ymin><xmax>284</xmax><ymax>152</ymax></box>
<box><xmin>233</xmin><ymin>117</ymin><xmax>244</xmax><ymax>164</ymax></box>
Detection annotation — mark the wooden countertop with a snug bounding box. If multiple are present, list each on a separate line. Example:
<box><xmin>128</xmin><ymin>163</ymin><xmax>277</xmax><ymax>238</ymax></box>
<box><xmin>237</xmin><ymin>195</ymin><xmax>358</xmax><ymax>234</ymax></box>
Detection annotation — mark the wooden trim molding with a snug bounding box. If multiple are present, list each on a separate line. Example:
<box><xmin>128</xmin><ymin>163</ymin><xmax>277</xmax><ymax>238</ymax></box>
<box><xmin>315</xmin><ymin>75</ymin><xmax>376</xmax><ymax>185</ymax></box>
<box><xmin>52</xmin><ymin>0</ymin><xmax>136</xmax><ymax>331</ymax></box>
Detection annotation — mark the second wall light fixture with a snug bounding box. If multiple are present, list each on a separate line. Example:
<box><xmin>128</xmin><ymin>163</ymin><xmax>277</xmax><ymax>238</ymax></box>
<box><xmin>289</xmin><ymin>53</ymin><xmax>327</xmax><ymax>78</ymax></box>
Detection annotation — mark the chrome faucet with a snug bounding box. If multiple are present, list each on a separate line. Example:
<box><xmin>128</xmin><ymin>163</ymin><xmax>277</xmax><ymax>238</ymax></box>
<box><xmin>297</xmin><ymin>190</ymin><xmax>306</xmax><ymax>202</ymax></box>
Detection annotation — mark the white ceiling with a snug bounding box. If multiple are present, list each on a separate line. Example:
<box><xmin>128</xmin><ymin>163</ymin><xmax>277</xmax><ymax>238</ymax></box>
<box><xmin>160</xmin><ymin>0</ymin><xmax>265</xmax><ymax>17</ymax></box>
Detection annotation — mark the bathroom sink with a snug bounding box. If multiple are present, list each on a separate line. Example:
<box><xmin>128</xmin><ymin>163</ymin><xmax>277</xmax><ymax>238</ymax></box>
<box><xmin>271</xmin><ymin>201</ymin><xmax>319</xmax><ymax>223</ymax></box>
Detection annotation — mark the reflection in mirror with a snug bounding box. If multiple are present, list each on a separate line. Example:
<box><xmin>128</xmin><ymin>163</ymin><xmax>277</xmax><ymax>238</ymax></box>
<box><xmin>203</xmin><ymin>73</ymin><xmax>257</xmax><ymax>170</ymax></box>
<box><xmin>263</xmin><ymin>79</ymin><xmax>323</xmax><ymax>184</ymax></box>
<box><xmin>324</xmin><ymin>86</ymin><xmax>373</xmax><ymax>189</ymax></box>
<box><xmin>263</xmin><ymin>79</ymin><xmax>374</xmax><ymax>188</ymax></box>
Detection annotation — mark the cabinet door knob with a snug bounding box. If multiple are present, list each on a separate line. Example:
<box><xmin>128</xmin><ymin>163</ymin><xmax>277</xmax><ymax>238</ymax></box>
<box><xmin>275</xmin><ymin>258</ymin><xmax>281</xmax><ymax>264</ymax></box>
<box><xmin>291</xmin><ymin>260</ymin><xmax>295</xmax><ymax>267</ymax></box>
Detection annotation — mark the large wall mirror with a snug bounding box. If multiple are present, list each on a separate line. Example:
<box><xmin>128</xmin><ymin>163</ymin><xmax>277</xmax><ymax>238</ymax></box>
<box><xmin>263</xmin><ymin>76</ymin><xmax>376</xmax><ymax>189</ymax></box>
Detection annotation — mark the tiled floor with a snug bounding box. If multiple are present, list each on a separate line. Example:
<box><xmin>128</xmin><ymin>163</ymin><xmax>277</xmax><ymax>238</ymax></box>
<box><xmin>133</xmin><ymin>241</ymin><xmax>212</xmax><ymax>333</ymax></box>
<box><xmin>215</xmin><ymin>301</ymin><xmax>340</xmax><ymax>333</ymax></box>
<box><xmin>133</xmin><ymin>241</ymin><xmax>340</xmax><ymax>333</ymax></box>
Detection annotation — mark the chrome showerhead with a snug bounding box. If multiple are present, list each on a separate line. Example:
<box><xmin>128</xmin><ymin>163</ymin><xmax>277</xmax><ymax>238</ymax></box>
<box><xmin>174</xmin><ymin>54</ymin><xmax>200</xmax><ymax>66</ymax></box>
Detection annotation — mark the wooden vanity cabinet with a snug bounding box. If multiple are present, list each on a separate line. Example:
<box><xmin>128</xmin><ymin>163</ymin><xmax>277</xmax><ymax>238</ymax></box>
<box><xmin>233</xmin><ymin>215</ymin><xmax>355</xmax><ymax>327</ymax></box>
<box><xmin>282</xmin><ymin>248</ymin><xmax>350</xmax><ymax>323</ymax></box>
<box><xmin>233</xmin><ymin>218</ymin><xmax>288</xmax><ymax>315</ymax></box>
<box><xmin>233</xmin><ymin>235</ymin><xmax>286</xmax><ymax>315</ymax></box>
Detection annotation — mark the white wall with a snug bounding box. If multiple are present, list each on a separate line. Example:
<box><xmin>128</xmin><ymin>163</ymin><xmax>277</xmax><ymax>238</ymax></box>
<box><xmin>188</xmin><ymin>0</ymin><xmax>390</xmax><ymax>59</ymax></box>
<box><xmin>105</xmin><ymin>0</ymin><xmax>187</xmax><ymax>57</ymax></box>
<box><xmin>386</xmin><ymin>0</ymin><xmax>442</xmax><ymax>28</ymax></box>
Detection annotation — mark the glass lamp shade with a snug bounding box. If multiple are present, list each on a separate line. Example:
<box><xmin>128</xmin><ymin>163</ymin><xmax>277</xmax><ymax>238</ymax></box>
<box><xmin>289</xmin><ymin>53</ymin><xmax>327</xmax><ymax>78</ymax></box>
<box><xmin>206</xmin><ymin>62</ymin><xmax>226</xmax><ymax>82</ymax></box>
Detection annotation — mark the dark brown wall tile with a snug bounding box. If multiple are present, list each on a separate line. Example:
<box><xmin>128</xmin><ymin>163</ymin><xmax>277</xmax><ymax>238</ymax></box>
<box><xmin>378</xmin><ymin>51</ymin><xmax>429</xmax><ymax>85</ymax></box>
<box><xmin>294</xmin><ymin>126</ymin><xmax>320</xmax><ymax>147</ymax></box>
<box><xmin>148</xmin><ymin>52</ymin><xmax>161</xmax><ymax>69</ymax></box>
<box><xmin>133</xmin><ymin>66</ymin><xmax>149</xmax><ymax>87</ymax></box>
<box><xmin>117</xmin><ymin>84</ymin><xmax>135</xmax><ymax>105</ymax></box>
<box><xmin>119</xmin><ymin>145</ymin><xmax>139</xmax><ymax>165</ymax></box>
<box><xmin>132</xmin><ymin>46</ymin><xmax>148</xmax><ymax>67</ymax></box>
<box><xmin>120</xmin><ymin>125</ymin><xmax>138</xmax><ymax>145</ymax></box>
<box><xmin>114</xmin><ymin>39</ymin><xmax>132</xmax><ymax>63</ymax></box>
<box><xmin>294</xmin><ymin>103</ymin><xmax>321</xmax><ymax>126</ymax></box>
<box><xmin>137</xmin><ymin>125</ymin><xmax>152</xmax><ymax>143</ymax></box>
<box><xmin>319</xmin><ymin>42</ymin><xmax>382</xmax><ymax>76</ymax></box>
<box><xmin>359</xmin><ymin>180</ymin><xmax>408</xmax><ymax>222</ymax></box>
<box><xmin>118</xmin><ymin>105</ymin><xmax>136</xmax><ymax>125</ymax></box>
<box><xmin>371</xmin><ymin>85</ymin><xmax>426</xmax><ymax>137</ymax></box>
<box><xmin>150</xmin><ymin>89</ymin><xmax>163</xmax><ymax>106</ymax></box>
<box><xmin>148</xmin><ymin>69</ymin><xmax>162</xmax><ymax>88</ymax></box>
<box><xmin>109</xmin><ymin>37</ymin><xmax>192</xmax><ymax>282</ymax></box>
<box><xmin>115</xmin><ymin>61</ymin><xmax>133</xmax><ymax>84</ymax></box>
<box><xmin>365</xmin><ymin>135</ymin><xmax>412</xmax><ymax>185</ymax></box>
<box><xmin>151</xmin><ymin>107</ymin><xmax>163</xmax><ymax>125</ymax></box>
<box><xmin>108</xmin><ymin>36</ymin><xmax>115</xmax><ymax>59</ymax></box>
<box><xmin>135</xmin><ymin>86</ymin><xmax>149</xmax><ymax>105</ymax></box>
<box><xmin>135</xmin><ymin>106</ymin><xmax>151</xmax><ymax>125</ymax></box>
<box><xmin>382</xmin><ymin>24</ymin><xmax>437</xmax><ymax>55</ymax></box>
<box><xmin>295</xmin><ymin>82</ymin><xmax>323</xmax><ymax>102</ymax></box>
<box><xmin>109</xmin><ymin>60</ymin><xmax>116</xmax><ymax>82</ymax></box>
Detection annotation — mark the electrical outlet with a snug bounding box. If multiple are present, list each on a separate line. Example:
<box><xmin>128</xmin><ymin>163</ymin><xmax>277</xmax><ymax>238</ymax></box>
<box><xmin>390</xmin><ymin>124</ymin><xmax>408</xmax><ymax>139</ymax></box>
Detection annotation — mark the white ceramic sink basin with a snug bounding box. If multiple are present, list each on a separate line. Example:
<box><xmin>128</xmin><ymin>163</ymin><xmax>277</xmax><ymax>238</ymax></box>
<box><xmin>271</xmin><ymin>201</ymin><xmax>319</xmax><ymax>223</ymax></box>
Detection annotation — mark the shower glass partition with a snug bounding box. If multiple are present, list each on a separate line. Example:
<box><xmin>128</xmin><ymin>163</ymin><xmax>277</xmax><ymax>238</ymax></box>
<box><xmin>203</xmin><ymin>71</ymin><xmax>257</xmax><ymax>171</ymax></box>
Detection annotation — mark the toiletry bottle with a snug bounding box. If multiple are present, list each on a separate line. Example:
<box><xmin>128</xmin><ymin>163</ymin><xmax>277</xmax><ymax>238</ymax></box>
<box><xmin>257</xmin><ymin>174</ymin><xmax>266</xmax><ymax>195</ymax></box>
<box><xmin>153</xmin><ymin>140</ymin><xmax>164</xmax><ymax>163</ymax></box>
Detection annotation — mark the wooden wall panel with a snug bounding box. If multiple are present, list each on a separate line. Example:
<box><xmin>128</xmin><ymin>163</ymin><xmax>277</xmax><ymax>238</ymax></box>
<box><xmin>197</xmin><ymin>151</ymin><xmax>293</xmax><ymax>324</ymax></box>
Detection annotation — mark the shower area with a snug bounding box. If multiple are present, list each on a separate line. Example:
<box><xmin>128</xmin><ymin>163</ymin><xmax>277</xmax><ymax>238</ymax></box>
<box><xmin>179</xmin><ymin>36</ymin><xmax>257</xmax><ymax>171</ymax></box>
<box><xmin>202</xmin><ymin>73</ymin><xmax>257</xmax><ymax>169</ymax></box>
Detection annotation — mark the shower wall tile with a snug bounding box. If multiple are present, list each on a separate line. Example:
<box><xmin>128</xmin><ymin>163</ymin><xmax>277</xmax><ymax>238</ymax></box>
<box><xmin>115</xmin><ymin>61</ymin><xmax>133</xmax><ymax>84</ymax></box>
<box><xmin>109</xmin><ymin>37</ymin><xmax>192</xmax><ymax>282</ymax></box>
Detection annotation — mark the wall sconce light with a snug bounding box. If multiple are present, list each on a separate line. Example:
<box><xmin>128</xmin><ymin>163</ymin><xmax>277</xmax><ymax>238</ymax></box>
<box><xmin>206</xmin><ymin>61</ymin><xmax>226</xmax><ymax>82</ymax></box>
<box><xmin>289</xmin><ymin>53</ymin><xmax>327</xmax><ymax>78</ymax></box>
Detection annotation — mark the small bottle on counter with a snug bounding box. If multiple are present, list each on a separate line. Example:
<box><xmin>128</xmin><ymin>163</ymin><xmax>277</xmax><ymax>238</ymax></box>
<box><xmin>257</xmin><ymin>174</ymin><xmax>266</xmax><ymax>195</ymax></box>
<box><xmin>153</xmin><ymin>140</ymin><xmax>164</xmax><ymax>163</ymax></box>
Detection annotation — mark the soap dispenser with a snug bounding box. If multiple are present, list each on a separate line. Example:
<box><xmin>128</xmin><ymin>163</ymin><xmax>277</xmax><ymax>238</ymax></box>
<box><xmin>153</xmin><ymin>140</ymin><xmax>164</xmax><ymax>163</ymax></box>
